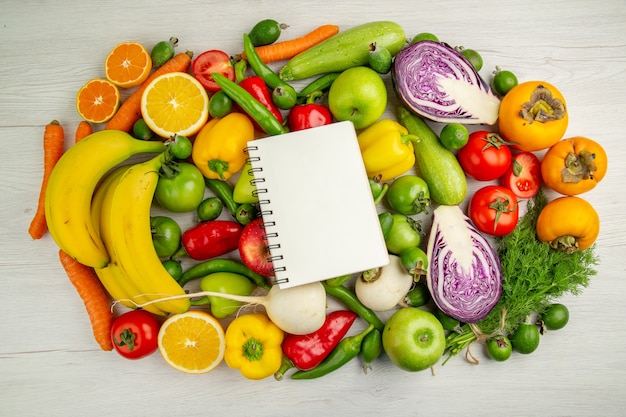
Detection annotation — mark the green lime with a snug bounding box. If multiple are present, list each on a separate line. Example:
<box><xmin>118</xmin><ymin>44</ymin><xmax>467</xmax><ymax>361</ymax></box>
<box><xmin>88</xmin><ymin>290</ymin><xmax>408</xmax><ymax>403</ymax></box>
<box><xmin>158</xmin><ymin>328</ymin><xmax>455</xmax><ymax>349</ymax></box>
<box><xmin>458</xmin><ymin>48</ymin><xmax>483</xmax><ymax>71</ymax></box>
<box><xmin>510</xmin><ymin>323</ymin><xmax>540</xmax><ymax>354</ymax></box>
<box><xmin>368</xmin><ymin>43</ymin><xmax>392</xmax><ymax>74</ymax></box>
<box><xmin>439</xmin><ymin>123</ymin><xmax>469</xmax><ymax>150</ymax></box>
<box><xmin>151</xmin><ymin>36</ymin><xmax>178</xmax><ymax>68</ymax></box>
<box><xmin>492</xmin><ymin>67</ymin><xmax>519</xmax><ymax>97</ymax></box>
<box><xmin>132</xmin><ymin>118</ymin><xmax>155</xmax><ymax>141</ymax></box>
<box><xmin>196</xmin><ymin>197</ymin><xmax>223</xmax><ymax>222</ymax></box>
<box><xmin>542</xmin><ymin>303</ymin><xmax>569</xmax><ymax>330</ymax></box>
<box><xmin>411</xmin><ymin>32</ymin><xmax>439</xmax><ymax>44</ymax></box>
<box><xmin>248</xmin><ymin>19</ymin><xmax>287</xmax><ymax>47</ymax></box>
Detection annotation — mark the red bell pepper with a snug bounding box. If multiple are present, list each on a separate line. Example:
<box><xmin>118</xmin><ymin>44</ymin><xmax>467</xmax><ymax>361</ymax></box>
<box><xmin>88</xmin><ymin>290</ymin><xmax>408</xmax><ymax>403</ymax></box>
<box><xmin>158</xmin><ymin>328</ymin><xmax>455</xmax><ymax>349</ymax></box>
<box><xmin>287</xmin><ymin>91</ymin><xmax>333</xmax><ymax>131</ymax></box>
<box><xmin>181</xmin><ymin>220</ymin><xmax>243</xmax><ymax>261</ymax></box>
<box><xmin>280</xmin><ymin>310</ymin><xmax>358</xmax><ymax>372</ymax></box>
<box><xmin>238</xmin><ymin>75</ymin><xmax>283</xmax><ymax>132</ymax></box>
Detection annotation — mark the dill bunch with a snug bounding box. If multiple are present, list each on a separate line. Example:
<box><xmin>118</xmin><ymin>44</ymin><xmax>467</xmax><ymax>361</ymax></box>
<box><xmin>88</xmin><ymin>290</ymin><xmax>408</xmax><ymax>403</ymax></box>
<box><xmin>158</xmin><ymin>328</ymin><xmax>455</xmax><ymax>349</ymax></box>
<box><xmin>476</xmin><ymin>190</ymin><xmax>599</xmax><ymax>335</ymax></box>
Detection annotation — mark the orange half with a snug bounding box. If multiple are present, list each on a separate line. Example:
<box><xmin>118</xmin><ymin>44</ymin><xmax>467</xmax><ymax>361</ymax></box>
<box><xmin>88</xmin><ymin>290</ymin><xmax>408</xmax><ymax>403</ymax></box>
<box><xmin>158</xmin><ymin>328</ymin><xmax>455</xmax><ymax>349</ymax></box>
<box><xmin>140</xmin><ymin>71</ymin><xmax>209</xmax><ymax>138</ymax></box>
<box><xmin>75</xmin><ymin>78</ymin><xmax>121</xmax><ymax>123</ymax></box>
<box><xmin>105</xmin><ymin>41</ymin><xmax>152</xmax><ymax>88</ymax></box>
<box><xmin>157</xmin><ymin>310</ymin><xmax>225</xmax><ymax>374</ymax></box>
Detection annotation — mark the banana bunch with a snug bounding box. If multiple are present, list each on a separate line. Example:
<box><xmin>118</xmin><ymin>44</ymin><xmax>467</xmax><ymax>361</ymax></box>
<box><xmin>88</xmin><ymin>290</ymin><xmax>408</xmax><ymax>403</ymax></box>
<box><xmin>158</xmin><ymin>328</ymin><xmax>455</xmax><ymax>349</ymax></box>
<box><xmin>45</xmin><ymin>129</ymin><xmax>190</xmax><ymax>315</ymax></box>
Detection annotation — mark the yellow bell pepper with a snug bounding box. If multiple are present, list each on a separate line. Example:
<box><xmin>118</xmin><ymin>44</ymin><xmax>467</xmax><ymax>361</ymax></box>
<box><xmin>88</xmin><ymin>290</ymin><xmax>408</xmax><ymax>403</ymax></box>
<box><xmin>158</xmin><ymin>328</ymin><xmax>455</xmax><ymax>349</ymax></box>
<box><xmin>357</xmin><ymin>119</ymin><xmax>418</xmax><ymax>182</ymax></box>
<box><xmin>191</xmin><ymin>112</ymin><xmax>255</xmax><ymax>180</ymax></box>
<box><xmin>224</xmin><ymin>313</ymin><xmax>284</xmax><ymax>380</ymax></box>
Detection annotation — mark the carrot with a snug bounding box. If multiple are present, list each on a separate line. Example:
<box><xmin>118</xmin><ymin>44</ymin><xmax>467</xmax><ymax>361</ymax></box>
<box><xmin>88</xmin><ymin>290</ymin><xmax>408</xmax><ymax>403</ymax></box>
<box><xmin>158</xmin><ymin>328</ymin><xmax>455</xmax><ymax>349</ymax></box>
<box><xmin>74</xmin><ymin>120</ymin><xmax>93</xmax><ymax>143</ymax></box>
<box><xmin>58</xmin><ymin>249</ymin><xmax>114</xmax><ymax>351</ymax></box>
<box><xmin>104</xmin><ymin>50</ymin><xmax>194</xmax><ymax>132</ymax></box>
<box><xmin>241</xmin><ymin>24</ymin><xmax>340</xmax><ymax>64</ymax></box>
<box><xmin>28</xmin><ymin>120</ymin><xmax>65</xmax><ymax>240</ymax></box>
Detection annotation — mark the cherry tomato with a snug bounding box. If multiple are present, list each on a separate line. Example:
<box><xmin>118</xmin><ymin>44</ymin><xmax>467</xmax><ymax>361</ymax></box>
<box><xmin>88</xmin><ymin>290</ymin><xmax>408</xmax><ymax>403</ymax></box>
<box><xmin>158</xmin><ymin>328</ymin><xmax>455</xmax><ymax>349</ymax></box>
<box><xmin>155</xmin><ymin>162</ymin><xmax>206</xmax><ymax>213</ymax></box>
<box><xmin>468</xmin><ymin>185</ymin><xmax>519</xmax><ymax>236</ymax></box>
<box><xmin>501</xmin><ymin>151</ymin><xmax>541</xmax><ymax>199</ymax></box>
<box><xmin>192</xmin><ymin>50</ymin><xmax>235</xmax><ymax>92</ymax></box>
<box><xmin>111</xmin><ymin>310</ymin><xmax>161</xmax><ymax>360</ymax></box>
<box><xmin>457</xmin><ymin>131</ymin><xmax>513</xmax><ymax>181</ymax></box>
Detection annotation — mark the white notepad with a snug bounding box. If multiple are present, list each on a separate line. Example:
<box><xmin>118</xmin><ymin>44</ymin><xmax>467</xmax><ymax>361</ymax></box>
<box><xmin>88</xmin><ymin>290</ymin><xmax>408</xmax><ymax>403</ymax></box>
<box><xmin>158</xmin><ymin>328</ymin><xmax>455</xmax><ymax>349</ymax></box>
<box><xmin>245</xmin><ymin>121</ymin><xmax>389</xmax><ymax>289</ymax></box>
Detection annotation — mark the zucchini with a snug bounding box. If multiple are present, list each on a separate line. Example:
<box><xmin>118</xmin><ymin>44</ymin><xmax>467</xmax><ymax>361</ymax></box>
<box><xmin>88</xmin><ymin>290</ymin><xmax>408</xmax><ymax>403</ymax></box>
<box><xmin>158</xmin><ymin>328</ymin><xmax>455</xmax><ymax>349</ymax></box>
<box><xmin>397</xmin><ymin>107</ymin><xmax>467</xmax><ymax>205</ymax></box>
<box><xmin>279</xmin><ymin>21</ymin><xmax>406</xmax><ymax>81</ymax></box>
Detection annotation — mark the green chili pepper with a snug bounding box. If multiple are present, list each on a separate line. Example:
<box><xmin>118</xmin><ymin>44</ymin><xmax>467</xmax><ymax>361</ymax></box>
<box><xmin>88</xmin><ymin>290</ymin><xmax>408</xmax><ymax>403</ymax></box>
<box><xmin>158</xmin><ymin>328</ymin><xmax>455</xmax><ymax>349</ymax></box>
<box><xmin>211</xmin><ymin>72</ymin><xmax>287</xmax><ymax>136</ymax></box>
<box><xmin>243</xmin><ymin>33</ymin><xmax>298</xmax><ymax>110</ymax></box>
<box><xmin>290</xmin><ymin>324</ymin><xmax>374</xmax><ymax>379</ymax></box>
<box><xmin>369</xmin><ymin>176</ymin><xmax>389</xmax><ymax>205</ymax></box>
<box><xmin>324</xmin><ymin>273</ymin><xmax>353</xmax><ymax>287</ymax></box>
<box><xmin>322</xmin><ymin>281</ymin><xmax>385</xmax><ymax>331</ymax></box>
<box><xmin>378</xmin><ymin>212</ymin><xmax>394</xmax><ymax>240</ymax></box>
<box><xmin>204</xmin><ymin>177</ymin><xmax>239</xmax><ymax>218</ymax></box>
<box><xmin>360</xmin><ymin>328</ymin><xmax>383</xmax><ymax>373</ymax></box>
<box><xmin>178</xmin><ymin>258</ymin><xmax>270</xmax><ymax>290</ymax></box>
<box><xmin>234</xmin><ymin>58</ymin><xmax>248</xmax><ymax>83</ymax></box>
<box><xmin>298</xmin><ymin>72</ymin><xmax>341</xmax><ymax>98</ymax></box>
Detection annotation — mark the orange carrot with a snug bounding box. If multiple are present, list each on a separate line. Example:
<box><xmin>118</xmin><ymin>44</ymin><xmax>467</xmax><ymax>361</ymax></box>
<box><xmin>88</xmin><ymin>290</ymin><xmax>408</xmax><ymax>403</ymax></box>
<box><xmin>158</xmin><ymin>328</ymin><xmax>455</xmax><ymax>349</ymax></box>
<box><xmin>242</xmin><ymin>24</ymin><xmax>340</xmax><ymax>64</ymax></box>
<box><xmin>74</xmin><ymin>120</ymin><xmax>93</xmax><ymax>143</ymax></box>
<box><xmin>104</xmin><ymin>50</ymin><xmax>194</xmax><ymax>132</ymax></box>
<box><xmin>58</xmin><ymin>249</ymin><xmax>114</xmax><ymax>351</ymax></box>
<box><xmin>28</xmin><ymin>120</ymin><xmax>65</xmax><ymax>240</ymax></box>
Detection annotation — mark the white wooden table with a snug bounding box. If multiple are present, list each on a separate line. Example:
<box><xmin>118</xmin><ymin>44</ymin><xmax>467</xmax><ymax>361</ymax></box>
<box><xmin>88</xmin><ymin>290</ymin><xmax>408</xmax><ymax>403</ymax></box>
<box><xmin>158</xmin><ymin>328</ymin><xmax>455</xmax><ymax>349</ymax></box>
<box><xmin>2</xmin><ymin>1</ymin><xmax>625</xmax><ymax>416</ymax></box>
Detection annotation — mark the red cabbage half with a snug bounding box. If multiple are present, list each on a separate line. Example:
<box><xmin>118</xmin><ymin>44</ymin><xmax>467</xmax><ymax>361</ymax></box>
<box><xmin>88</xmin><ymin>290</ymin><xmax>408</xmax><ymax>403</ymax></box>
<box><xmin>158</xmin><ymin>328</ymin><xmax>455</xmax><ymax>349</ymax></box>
<box><xmin>392</xmin><ymin>41</ymin><xmax>500</xmax><ymax>125</ymax></box>
<box><xmin>426</xmin><ymin>205</ymin><xmax>502</xmax><ymax>323</ymax></box>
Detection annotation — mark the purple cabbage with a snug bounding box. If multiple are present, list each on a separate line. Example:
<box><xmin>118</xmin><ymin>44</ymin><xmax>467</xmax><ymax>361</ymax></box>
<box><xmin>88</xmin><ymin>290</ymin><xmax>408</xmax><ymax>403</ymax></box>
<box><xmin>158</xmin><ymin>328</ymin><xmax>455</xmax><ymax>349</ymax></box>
<box><xmin>392</xmin><ymin>40</ymin><xmax>500</xmax><ymax>125</ymax></box>
<box><xmin>426</xmin><ymin>205</ymin><xmax>502</xmax><ymax>323</ymax></box>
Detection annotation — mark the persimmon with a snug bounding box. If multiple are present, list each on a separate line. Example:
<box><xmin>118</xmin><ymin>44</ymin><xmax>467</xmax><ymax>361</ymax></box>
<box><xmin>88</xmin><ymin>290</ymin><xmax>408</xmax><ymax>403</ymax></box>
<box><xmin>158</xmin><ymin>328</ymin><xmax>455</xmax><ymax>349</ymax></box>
<box><xmin>536</xmin><ymin>196</ymin><xmax>599</xmax><ymax>252</ymax></box>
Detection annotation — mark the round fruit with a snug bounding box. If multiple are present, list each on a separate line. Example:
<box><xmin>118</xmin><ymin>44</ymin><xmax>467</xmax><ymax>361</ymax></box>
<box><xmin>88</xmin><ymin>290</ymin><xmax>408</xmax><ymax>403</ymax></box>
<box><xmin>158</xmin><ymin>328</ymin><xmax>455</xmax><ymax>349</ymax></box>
<box><xmin>157</xmin><ymin>310</ymin><xmax>225</xmax><ymax>374</ymax></box>
<box><xmin>510</xmin><ymin>322</ymin><xmax>540</xmax><ymax>354</ymax></box>
<box><xmin>439</xmin><ymin>123</ymin><xmax>469</xmax><ymax>150</ymax></box>
<box><xmin>140</xmin><ymin>72</ymin><xmax>209</xmax><ymax>138</ymax></box>
<box><xmin>105</xmin><ymin>41</ymin><xmax>152</xmax><ymax>88</ymax></box>
<box><xmin>76</xmin><ymin>78</ymin><xmax>121</xmax><ymax>124</ymax></box>
<box><xmin>486</xmin><ymin>335</ymin><xmax>512</xmax><ymax>361</ymax></box>
<box><xmin>492</xmin><ymin>67</ymin><xmax>518</xmax><ymax>97</ymax></box>
<box><xmin>542</xmin><ymin>303</ymin><xmax>569</xmax><ymax>330</ymax></box>
<box><xmin>248</xmin><ymin>19</ymin><xmax>285</xmax><ymax>46</ymax></box>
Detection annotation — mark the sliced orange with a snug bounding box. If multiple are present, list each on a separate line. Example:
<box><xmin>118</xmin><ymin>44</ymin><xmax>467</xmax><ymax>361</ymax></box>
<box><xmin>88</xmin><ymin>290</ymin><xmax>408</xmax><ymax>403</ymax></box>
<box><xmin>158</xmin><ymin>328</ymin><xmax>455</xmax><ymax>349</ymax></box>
<box><xmin>157</xmin><ymin>310</ymin><xmax>225</xmax><ymax>374</ymax></box>
<box><xmin>105</xmin><ymin>41</ymin><xmax>152</xmax><ymax>88</ymax></box>
<box><xmin>75</xmin><ymin>78</ymin><xmax>121</xmax><ymax>123</ymax></box>
<box><xmin>140</xmin><ymin>71</ymin><xmax>209</xmax><ymax>138</ymax></box>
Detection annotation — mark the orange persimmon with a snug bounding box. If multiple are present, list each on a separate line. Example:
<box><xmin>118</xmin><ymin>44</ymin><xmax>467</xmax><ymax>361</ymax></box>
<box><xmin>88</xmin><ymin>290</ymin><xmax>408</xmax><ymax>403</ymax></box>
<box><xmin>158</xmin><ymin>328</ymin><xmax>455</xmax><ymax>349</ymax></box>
<box><xmin>536</xmin><ymin>196</ymin><xmax>599</xmax><ymax>252</ymax></box>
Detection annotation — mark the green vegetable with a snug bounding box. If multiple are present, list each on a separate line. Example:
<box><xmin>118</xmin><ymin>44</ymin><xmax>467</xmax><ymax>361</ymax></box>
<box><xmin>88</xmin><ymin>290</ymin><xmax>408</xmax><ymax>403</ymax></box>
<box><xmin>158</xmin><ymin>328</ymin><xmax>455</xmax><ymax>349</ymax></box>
<box><xmin>486</xmin><ymin>335</ymin><xmax>512</xmax><ymax>362</ymax></box>
<box><xmin>386</xmin><ymin>174</ymin><xmax>430</xmax><ymax>215</ymax></box>
<box><xmin>384</xmin><ymin>213</ymin><xmax>421</xmax><ymax>255</ymax></box>
<box><xmin>397</xmin><ymin>107</ymin><xmax>467</xmax><ymax>205</ymax></box>
<box><xmin>204</xmin><ymin>177</ymin><xmax>239</xmax><ymax>218</ymax></box>
<box><xmin>279</xmin><ymin>21</ymin><xmax>406</xmax><ymax>81</ymax></box>
<box><xmin>196</xmin><ymin>196</ymin><xmax>223</xmax><ymax>222</ymax></box>
<box><xmin>510</xmin><ymin>322</ymin><xmax>540</xmax><ymax>354</ymax></box>
<box><xmin>410</xmin><ymin>32</ymin><xmax>439</xmax><ymax>44</ymax></box>
<box><xmin>291</xmin><ymin>324</ymin><xmax>374</xmax><ymax>379</ymax></box>
<box><xmin>402</xmin><ymin>282</ymin><xmax>430</xmax><ymax>307</ymax></box>
<box><xmin>298</xmin><ymin>72</ymin><xmax>340</xmax><ymax>97</ymax></box>
<box><xmin>208</xmin><ymin>90</ymin><xmax>234</xmax><ymax>118</ymax></box>
<box><xmin>178</xmin><ymin>257</ymin><xmax>270</xmax><ymax>290</ymax></box>
<box><xmin>368</xmin><ymin>42</ymin><xmax>392</xmax><ymax>74</ymax></box>
<box><xmin>199</xmin><ymin>272</ymin><xmax>257</xmax><ymax>318</ymax></box>
<box><xmin>360</xmin><ymin>328</ymin><xmax>383</xmax><ymax>373</ymax></box>
<box><xmin>235</xmin><ymin>203</ymin><xmax>258</xmax><ymax>225</ymax></box>
<box><xmin>322</xmin><ymin>281</ymin><xmax>385</xmax><ymax>331</ymax></box>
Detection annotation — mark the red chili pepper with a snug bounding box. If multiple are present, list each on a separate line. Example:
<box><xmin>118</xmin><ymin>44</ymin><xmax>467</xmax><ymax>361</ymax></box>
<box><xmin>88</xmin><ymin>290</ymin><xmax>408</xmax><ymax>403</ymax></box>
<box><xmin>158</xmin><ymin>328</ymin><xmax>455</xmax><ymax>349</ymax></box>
<box><xmin>282</xmin><ymin>310</ymin><xmax>358</xmax><ymax>371</ymax></box>
<box><xmin>237</xmin><ymin>75</ymin><xmax>283</xmax><ymax>132</ymax></box>
<box><xmin>287</xmin><ymin>91</ymin><xmax>333</xmax><ymax>131</ymax></box>
<box><xmin>181</xmin><ymin>220</ymin><xmax>243</xmax><ymax>261</ymax></box>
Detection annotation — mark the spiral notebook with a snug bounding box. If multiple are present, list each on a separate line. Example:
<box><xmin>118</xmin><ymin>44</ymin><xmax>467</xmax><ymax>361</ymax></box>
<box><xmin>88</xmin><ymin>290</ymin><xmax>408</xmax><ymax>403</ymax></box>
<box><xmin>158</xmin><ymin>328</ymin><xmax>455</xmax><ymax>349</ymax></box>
<box><xmin>245</xmin><ymin>121</ymin><xmax>389</xmax><ymax>289</ymax></box>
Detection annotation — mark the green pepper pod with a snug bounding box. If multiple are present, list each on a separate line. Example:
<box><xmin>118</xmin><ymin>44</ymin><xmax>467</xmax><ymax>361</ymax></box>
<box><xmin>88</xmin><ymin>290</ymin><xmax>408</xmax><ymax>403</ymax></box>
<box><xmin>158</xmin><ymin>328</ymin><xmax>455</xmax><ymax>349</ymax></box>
<box><xmin>290</xmin><ymin>324</ymin><xmax>374</xmax><ymax>379</ymax></box>
<box><xmin>211</xmin><ymin>72</ymin><xmax>287</xmax><ymax>136</ymax></box>
<box><xmin>361</xmin><ymin>328</ymin><xmax>383</xmax><ymax>373</ymax></box>
<box><xmin>298</xmin><ymin>72</ymin><xmax>341</xmax><ymax>98</ymax></box>
<box><xmin>205</xmin><ymin>178</ymin><xmax>239</xmax><ymax>218</ymax></box>
<box><xmin>322</xmin><ymin>281</ymin><xmax>384</xmax><ymax>331</ymax></box>
<box><xmin>243</xmin><ymin>33</ymin><xmax>297</xmax><ymax>95</ymax></box>
<box><xmin>178</xmin><ymin>258</ymin><xmax>270</xmax><ymax>290</ymax></box>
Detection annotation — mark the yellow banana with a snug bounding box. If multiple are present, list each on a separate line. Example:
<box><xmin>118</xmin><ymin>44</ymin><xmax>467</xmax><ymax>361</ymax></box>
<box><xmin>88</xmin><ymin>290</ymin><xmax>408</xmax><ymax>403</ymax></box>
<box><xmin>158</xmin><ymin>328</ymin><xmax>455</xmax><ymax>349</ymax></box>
<box><xmin>44</xmin><ymin>129</ymin><xmax>165</xmax><ymax>268</ymax></box>
<box><xmin>102</xmin><ymin>153</ymin><xmax>190</xmax><ymax>314</ymax></box>
<box><xmin>90</xmin><ymin>165</ymin><xmax>166</xmax><ymax>316</ymax></box>
<box><xmin>94</xmin><ymin>164</ymin><xmax>168</xmax><ymax>316</ymax></box>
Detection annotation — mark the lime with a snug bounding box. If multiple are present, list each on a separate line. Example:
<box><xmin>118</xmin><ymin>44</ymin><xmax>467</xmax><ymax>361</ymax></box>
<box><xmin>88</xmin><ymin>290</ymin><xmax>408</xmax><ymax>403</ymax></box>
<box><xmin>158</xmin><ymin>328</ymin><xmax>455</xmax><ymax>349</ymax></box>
<box><xmin>151</xmin><ymin>37</ymin><xmax>178</xmax><ymax>68</ymax></box>
<box><xmin>542</xmin><ymin>303</ymin><xmax>569</xmax><ymax>331</ymax></box>
<box><xmin>411</xmin><ymin>32</ymin><xmax>439</xmax><ymax>44</ymax></box>
<box><xmin>132</xmin><ymin>118</ymin><xmax>155</xmax><ymax>141</ymax></box>
<box><xmin>439</xmin><ymin>123</ymin><xmax>469</xmax><ymax>150</ymax></box>
<box><xmin>248</xmin><ymin>19</ymin><xmax>286</xmax><ymax>47</ymax></box>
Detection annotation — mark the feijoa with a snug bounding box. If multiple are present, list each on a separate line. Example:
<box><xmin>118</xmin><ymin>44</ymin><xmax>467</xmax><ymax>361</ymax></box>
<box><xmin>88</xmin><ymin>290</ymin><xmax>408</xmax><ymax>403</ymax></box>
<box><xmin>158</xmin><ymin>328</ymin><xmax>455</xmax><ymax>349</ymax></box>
<box><xmin>248</xmin><ymin>19</ymin><xmax>287</xmax><ymax>47</ymax></box>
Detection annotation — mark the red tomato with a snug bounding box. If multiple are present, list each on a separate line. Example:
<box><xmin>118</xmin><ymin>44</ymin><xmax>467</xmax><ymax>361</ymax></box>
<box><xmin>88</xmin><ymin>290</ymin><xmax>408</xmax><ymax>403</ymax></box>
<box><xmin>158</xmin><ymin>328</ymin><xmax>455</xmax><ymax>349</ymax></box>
<box><xmin>468</xmin><ymin>185</ymin><xmax>519</xmax><ymax>236</ymax></box>
<box><xmin>457</xmin><ymin>131</ymin><xmax>513</xmax><ymax>181</ymax></box>
<box><xmin>111</xmin><ymin>310</ymin><xmax>161</xmax><ymax>360</ymax></box>
<box><xmin>192</xmin><ymin>50</ymin><xmax>235</xmax><ymax>92</ymax></box>
<box><xmin>501</xmin><ymin>151</ymin><xmax>542</xmax><ymax>199</ymax></box>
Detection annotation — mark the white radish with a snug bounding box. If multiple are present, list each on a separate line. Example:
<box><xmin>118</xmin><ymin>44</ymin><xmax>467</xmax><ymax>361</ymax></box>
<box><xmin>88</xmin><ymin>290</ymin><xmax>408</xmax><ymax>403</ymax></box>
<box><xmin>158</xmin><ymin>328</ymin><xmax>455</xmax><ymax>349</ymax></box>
<box><xmin>127</xmin><ymin>281</ymin><xmax>327</xmax><ymax>335</ymax></box>
<box><xmin>355</xmin><ymin>254</ymin><xmax>414</xmax><ymax>312</ymax></box>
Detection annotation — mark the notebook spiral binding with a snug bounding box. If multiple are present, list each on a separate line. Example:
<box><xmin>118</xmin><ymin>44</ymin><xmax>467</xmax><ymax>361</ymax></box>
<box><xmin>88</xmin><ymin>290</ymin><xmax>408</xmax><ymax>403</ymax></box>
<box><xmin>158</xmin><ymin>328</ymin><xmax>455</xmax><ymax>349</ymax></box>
<box><xmin>244</xmin><ymin>145</ymin><xmax>289</xmax><ymax>285</ymax></box>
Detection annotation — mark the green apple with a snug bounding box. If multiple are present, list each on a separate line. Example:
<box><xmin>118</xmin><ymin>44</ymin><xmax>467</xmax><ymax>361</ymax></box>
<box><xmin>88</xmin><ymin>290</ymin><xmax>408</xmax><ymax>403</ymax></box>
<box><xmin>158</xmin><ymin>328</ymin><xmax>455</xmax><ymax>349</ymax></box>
<box><xmin>382</xmin><ymin>307</ymin><xmax>445</xmax><ymax>372</ymax></box>
<box><xmin>327</xmin><ymin>66</ymin><xmax>387</xmax><ymax>130</ymax></box>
